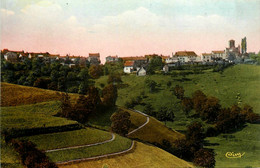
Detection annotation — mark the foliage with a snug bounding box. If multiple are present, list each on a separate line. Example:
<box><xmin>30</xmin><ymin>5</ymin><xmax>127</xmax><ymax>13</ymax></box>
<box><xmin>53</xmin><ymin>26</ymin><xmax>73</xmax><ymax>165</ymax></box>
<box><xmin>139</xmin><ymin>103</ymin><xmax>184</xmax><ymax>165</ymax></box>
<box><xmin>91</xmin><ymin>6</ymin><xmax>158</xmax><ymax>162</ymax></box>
<box><xmin>33</xmin><ymin>77</ymin><xmax>51</xmax><ymax>89</ymax></box>
<box><xmin>102</xmin><ymin>84</ymin><xmax>118</xmax><ymax>108</ymax></box>
<box><xmin>200</xmin><ymin>96</ymin><xmax>221</xmax><ymax>122</ymax></box>
<box><xmin>10</xmin><ymin>139</ymin><xmax>57</xmax><ymax>168</ymax></box>
<box><xmin>193</xmin><ymin>148</ymin><xmax>215</xmax><ymax>168</ymax></box>
<box><xmin>145</xmin><ymin>79</ymin><xmax>157</xmax><ymax>93</ymax></box>
<box><xmin>173</xmin><ymin>85</ymin><xmax>185</xmax><ymax>99</ymax></box>
<box><xmin>181</xmin><ymin>97</ymin><xmax>193</xmax><ymax>115</ymax></box>
<box><xmin>107</xmin><ymin>73</ymin><xmax>122</xmax><ymax>85</ymax></box>
<box><xmin>110</xmin><ymin>109</ymin><xmax>131</xmax><ymax>136</ymax></box>
<box><xmin>192</xmin><ymin>90</ymin><xmax>207</xmax><ymax>114</ymax></box>
<box><xmin>156</xmin><ymin>106</ymin><xmax>175</xmax><ymax>122</ymax></box>
<box><xmin>89</xmin><ymin>65</ymin><xmax>103</xmax><ymax>79</ymax></box>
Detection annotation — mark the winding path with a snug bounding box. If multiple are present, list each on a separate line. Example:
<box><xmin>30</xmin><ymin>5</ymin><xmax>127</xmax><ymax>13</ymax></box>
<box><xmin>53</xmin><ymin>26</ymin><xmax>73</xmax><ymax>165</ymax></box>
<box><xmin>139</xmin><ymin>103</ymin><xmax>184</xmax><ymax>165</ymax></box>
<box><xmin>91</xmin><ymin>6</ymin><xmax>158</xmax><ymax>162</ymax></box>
<box><xmin>127</xmin><ymin>109</ymin><xmax>150</xmax><ymax>136</ymax></box>
<box><xmin>56</xmin><ymin>141</ymin><xmax>135</xmax><ymax>165</ymax></box>
<box><xmin>45</xmin><ymin>133</ymin><xmax>115</xmax><ymax>153</ymax></box>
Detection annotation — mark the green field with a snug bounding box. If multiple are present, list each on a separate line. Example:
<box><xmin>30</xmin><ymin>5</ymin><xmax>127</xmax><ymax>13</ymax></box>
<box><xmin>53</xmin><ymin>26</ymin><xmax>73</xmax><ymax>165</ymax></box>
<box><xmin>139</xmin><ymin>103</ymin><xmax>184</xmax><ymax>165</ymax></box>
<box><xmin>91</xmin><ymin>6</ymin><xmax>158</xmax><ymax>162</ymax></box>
<box><xmin>19</xmin><ymin>128</ymin><xmax>112</xmax><ymax>150</ymax></box>
<box><xmin>96</xmin><ymin>64</ymin><xmax>260</xmax><ymax>167</ymax></box>
<box><xmin>1</xmin><ymin>101</ymin><xmax>77</xmax><ymax>130</ymax></box>
<box><xmin>0</xmin><ymin>139</ymin><xmax>23</xmax><ymax>168</ymax></box>
<box><xmin>46</xmin><ymin>134</ymin><xmax>132</xmax><ymax>162</ymax></box>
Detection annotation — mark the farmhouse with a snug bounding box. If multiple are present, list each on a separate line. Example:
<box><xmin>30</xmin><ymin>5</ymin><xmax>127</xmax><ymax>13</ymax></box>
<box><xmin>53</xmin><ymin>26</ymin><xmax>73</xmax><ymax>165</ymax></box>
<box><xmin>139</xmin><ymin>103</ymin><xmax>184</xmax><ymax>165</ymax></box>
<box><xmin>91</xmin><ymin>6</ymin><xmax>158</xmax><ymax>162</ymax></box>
<box><xmin>137</xmin><ymin>67</ymin><xmax>146</xmax><ymax>76</ymax></box>
<box><xmin>124</xmin><ymin>61</ymin><xmax>135</xmax><ymax>73</ymax></box>
<box><xmin>106</xmin><ymin>55</ymin><xmax>119</xmax><ymax>63</ymax></box>
<box><xmin>88</xmin><ymin>53</ymin><xmax>101</xmax><ymax>65</ymax></box>
<box><xmin>4</xmin><ymin>52</ymin><xmax>19</xmax><ymax>63</ymax></box>
<box><xmin>201</xmin><ymin>53</ymin><xmax>213</xmax><ymax>62</ymax></box>
<box><xmin>174</xmin><ymin>51</ymin><xmax>198</xmax><ymax>63</ymax></box>
<box><xmin>212</xmin><ymin>50</ymin><xmax>227</xmax><ymax>60</ymax></box>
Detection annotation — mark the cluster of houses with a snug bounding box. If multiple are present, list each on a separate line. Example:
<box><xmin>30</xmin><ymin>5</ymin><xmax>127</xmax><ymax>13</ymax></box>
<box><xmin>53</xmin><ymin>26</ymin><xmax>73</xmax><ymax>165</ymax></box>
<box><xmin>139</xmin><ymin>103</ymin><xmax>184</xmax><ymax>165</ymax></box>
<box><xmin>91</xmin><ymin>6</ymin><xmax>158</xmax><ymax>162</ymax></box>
<box><xmin>2</xmin><ymin>38</ymin><xmax>251</xmax><ymax>76</ymax></box>
<box><xmin>1</xmin><ymin>49</ymin><xmax>101</xmax><ymax>68</ymax></box>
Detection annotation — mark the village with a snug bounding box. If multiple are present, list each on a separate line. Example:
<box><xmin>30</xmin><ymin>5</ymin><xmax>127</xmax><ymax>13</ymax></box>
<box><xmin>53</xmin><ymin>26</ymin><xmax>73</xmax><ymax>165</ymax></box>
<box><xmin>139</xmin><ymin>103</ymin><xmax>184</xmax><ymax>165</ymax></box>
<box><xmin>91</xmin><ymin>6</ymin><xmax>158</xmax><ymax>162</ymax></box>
<box><xmin>1</xmin><ymin>37</ymin><xmax>255</xmax><ymax>76</ymax></box>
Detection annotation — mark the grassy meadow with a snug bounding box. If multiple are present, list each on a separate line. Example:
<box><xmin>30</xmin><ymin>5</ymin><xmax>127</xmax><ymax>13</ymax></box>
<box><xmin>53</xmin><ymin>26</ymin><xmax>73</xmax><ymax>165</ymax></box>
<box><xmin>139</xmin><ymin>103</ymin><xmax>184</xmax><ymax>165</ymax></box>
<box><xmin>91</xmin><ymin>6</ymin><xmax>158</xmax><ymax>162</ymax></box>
<box><xmin>58</xmin><ymin>141</ymin><xmax>194</xmax><ymax>168</ymax></box>
<box><xmin>96</xmin><ymin>64</ymin><xmax>260</xmax><ymax>167</ymax></box>
<box><xmin>19</xmin><ymin>128</ymin><xmax>112</xmax><ymax>150</ymax></box>
<box><xmin>46</xmin><ymin>134</ymin><xmax>132</xmax><ymax>163</ymax></box>
<box><xmin>1</xmin><ymin>101</ymin><xmax>77</xmax><ymax>130</ymax></box>
<box><xmin>1</xmin><ymin>82</ymin><xmax>79</xmax><ymax>106</ymax></box>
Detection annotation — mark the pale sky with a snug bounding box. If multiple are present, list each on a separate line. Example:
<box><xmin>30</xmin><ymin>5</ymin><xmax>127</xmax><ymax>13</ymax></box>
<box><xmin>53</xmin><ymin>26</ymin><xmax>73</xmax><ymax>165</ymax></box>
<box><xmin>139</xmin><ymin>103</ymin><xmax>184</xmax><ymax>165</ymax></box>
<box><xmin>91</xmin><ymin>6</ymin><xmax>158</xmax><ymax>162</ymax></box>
<box><xmin>1</xmin><ymin>0</ymin><xmax>260</xmax><ymax>62</ymax></box>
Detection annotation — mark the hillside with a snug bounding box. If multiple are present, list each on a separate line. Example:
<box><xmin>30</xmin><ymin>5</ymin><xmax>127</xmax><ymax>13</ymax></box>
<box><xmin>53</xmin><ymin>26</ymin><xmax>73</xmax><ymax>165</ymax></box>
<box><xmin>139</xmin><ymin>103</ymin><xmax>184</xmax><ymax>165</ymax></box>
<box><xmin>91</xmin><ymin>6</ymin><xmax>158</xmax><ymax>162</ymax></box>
<box><xmin>1</xmin><ymin>82</ymin><xmax>79</xmax><ymax>107</ymax></box>
<box><xmin>123</xmin><ymin>108</ymin><xmax>185</xmax><ymax>146</ymax></box>
<box><xmin>58</xmin><ymin>141</ymin><xmax>194</xmax><ymax>168</ymax></box>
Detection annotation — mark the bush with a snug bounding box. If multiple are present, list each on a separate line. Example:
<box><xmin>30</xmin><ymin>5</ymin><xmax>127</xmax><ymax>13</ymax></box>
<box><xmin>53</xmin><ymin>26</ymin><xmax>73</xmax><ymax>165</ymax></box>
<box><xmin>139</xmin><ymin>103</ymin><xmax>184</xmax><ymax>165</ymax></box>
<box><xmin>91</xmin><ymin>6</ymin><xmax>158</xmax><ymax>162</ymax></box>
<box><xmin>173</xmin><ymin>85</ymin><xmax>185</xmax><ymax>99</ymax></box>
<box><xmin>181</xmin><ymin>97</ymin><xmax>193</xmax><ymax>115</ymax></box>
<box><xmin>110</xmin><ymin>109</ymin><xmax>131</xmax><ymax>136</ymax></box>
<box><xmin>193</xmin><ymin>148</ymin><xmax>215</xmax><ymax>168</ymax></box>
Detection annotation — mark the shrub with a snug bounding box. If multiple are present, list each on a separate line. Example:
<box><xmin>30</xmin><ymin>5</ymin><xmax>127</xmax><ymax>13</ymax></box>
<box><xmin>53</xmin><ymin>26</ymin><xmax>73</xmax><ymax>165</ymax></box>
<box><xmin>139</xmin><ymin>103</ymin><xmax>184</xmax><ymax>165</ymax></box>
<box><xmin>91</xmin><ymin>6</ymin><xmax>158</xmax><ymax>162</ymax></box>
<box><xmin>193</xmin><ymin>148</ymin><xmax>215</xmax><ymax>168</ymax></box>
<box><xmin>173</xmin><ymin>85</ymin><xmax>185</xmax><ymax>99</ymax></box>
<box><xmin>110</xmin><ymin>109</ymin><xmax>131</xmax><ymax>136</ymax></box>
<box><xmin>181</xmin><ymin>97</ymin><xmax>193</xmax><ymax>115</ymax></box>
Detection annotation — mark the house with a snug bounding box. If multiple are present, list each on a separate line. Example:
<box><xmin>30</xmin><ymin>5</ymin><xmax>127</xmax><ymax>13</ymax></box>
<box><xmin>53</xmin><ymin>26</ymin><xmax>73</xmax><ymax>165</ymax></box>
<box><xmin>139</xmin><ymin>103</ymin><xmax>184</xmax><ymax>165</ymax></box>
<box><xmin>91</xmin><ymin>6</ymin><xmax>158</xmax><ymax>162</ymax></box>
<box><xmin>201</xmin><ymin>53</ymin><xmax>213</xmax><ymax>62</ymax></box>
<box><xmin>137</xmin><ymin>67</ymin><xmax>146</xmax><ymax>76</ymax></box>
<box><xmin>88</xmin><ymin>53</ymin><xmax>100</xmax><ymax>65</ymax></box>
<box><xmin>163</xmin><ymin>65</ymin><xmax>169</xmax><ymax>73</ymax></box>
<box><xmin>166</xmin><ymin>57</ymin><xmax>179</xmax><ymax>64</ymax></box>
<box><xmin>174</xmin><ymin>51</ymin><xmax>198</xmax><ymax>63</ymax></box>
<box><xmin>124</xmin><ymin>61</ymin><xmax>135</xmax><ymax>73</ymax></box>
<box><xmin>212</xmin><ymin>50</ymin><xmax>227</xmax><ymax>60</ymax></box>
<box><xmin>4</xmin><ymin>52</ymin><xmax>19</xmax><ymax>63</ymax></box>
<box><xmin>106</xmin><ymin>55</ymin><xmax>119</xmax><ymax>63</ymax></box>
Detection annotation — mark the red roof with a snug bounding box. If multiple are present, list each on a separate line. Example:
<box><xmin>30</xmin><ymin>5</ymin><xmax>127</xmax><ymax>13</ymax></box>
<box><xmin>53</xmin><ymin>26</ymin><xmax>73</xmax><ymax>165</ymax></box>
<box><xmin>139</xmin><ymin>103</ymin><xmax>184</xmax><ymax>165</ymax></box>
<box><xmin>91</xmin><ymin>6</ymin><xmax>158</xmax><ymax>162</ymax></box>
<box><xmin>124</xmin><ymin>61</ymin><xmax>134</xmax><ymax>67</ymax></box>
<box><xmin>175</xmin><ymin>51</ymin><xmax>197</xmax><ymax>56</ymax></box>
<box><xmin>202</xmin><ymin>53</ymin><xmax>212</xmax><ymax>56</ymax></box>
<box><xmin>212</xmin><ymin>50</ymin><xmax>225</xmax><ymax>54</ymax></box>
<box><xmin>89</xmin><ymin>53</ymin><xmax>100</xmax><ymax>57</ymax></box>
<box><xmin>120</xmin><ymin>56</ymin><xmax>146</xmax><ymax>61</ymax></box>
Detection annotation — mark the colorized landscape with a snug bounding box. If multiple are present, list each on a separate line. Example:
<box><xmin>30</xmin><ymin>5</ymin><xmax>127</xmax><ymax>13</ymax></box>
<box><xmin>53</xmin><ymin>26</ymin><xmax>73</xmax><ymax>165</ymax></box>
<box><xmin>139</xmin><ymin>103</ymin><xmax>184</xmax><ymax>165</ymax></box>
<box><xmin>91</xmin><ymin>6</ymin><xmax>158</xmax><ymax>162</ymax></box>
<box><xmin>1</xmin><ymin>1</ymin><xmax>260</xmax><ymax>168</ymax></box>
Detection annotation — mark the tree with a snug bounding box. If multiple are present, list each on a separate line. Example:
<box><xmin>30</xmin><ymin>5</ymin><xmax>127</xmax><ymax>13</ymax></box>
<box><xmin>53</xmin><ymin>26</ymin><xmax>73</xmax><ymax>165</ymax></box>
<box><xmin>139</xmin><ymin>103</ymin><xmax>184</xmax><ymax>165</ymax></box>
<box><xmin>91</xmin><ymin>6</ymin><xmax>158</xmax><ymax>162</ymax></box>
<box><xmin>86</xmin><ymin>86</ymin><xmax>101</xmax><ymax>113</ymax></box>
<box><xmin>33</xmin><ymin>77</ymin><xmax>51</xmax><ymax>89</ymax></box>
<box><xmin>78</xmin><ymin>67</ymin><xmax>89</xmax><ymax>81</ymax></box>
<box><xmin>59</xmin><ymin>93</ymin><xmax>73</xmax><ymax>118</ymax></box>
<box><xmin>145</xmin><ymin>79</ymin><xmax>157</xmax><ymax>93</ymax></box>
<box><xmin>193</xmin><ymin>148</ymin><xmax>215</xmax><ymax>168</ymax></box>
<box><xmin>192</xmin><ymin>90</ymin><xmax>207</xmax><ymax>114</ymax></box>
<box><xmin>102</xmin><ymin>84</ymin><xmax>118</xmax><ymax>108</ymax></box>
<box><xmin>173</xmin><ymin>85</ymin><xmax>185</xmax><ymax>99</ymax></box>
<box><xmin>89</xmin><ymin>65</ymin><xmax>103</xmax><ymax>79</ymax></box>
<box><xmin>200</xmin><ymin>96</ymin><xmax>221</xmax><ymax>123</ymax></box>
<box><xmin>181</xmin><ymin>97</ymin><xmax>193</xmax><ymax>115</ymax></box>
<box><xmin>143</xmin><ymin>103</ymin><xmax>156</xmax><ymax>116</ymax></box>
<box><xmin>186</xmin><ymin>122</ymin><xmax>205</xmax><ymax>151</ymax></box>
<box><xmin>157</xmin><ymin>107</ymin><xmax>175</xmax><ymax>123</ymax></box>
<box><xmin>110</xmin><ymin>109</ymin><xmax>131</xmax><ymax>136</ymax></box>
<box><xmin>107</xmin><ymin>73</ymin><xmax>122</xmax><ymax>85</ymax></box>
<box><xmin>241</xmin><ymin>104</ymin><xmax>260</xmax><ymax>123</ymax></box>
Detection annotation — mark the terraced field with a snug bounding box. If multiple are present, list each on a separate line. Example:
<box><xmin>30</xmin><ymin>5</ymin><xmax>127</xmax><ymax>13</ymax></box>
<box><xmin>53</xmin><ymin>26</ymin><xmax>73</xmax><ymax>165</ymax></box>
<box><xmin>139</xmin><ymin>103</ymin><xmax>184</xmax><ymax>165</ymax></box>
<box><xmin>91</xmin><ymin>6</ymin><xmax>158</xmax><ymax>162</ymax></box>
<box><xmin>58</xmin><ymin>141</ymin><xmax>194</xmax><ymax>168</ymax></box>
<box><xmin>1</xmin><ymin>101</ymin><xmax>77</xmax><ymax>130</ymax></box>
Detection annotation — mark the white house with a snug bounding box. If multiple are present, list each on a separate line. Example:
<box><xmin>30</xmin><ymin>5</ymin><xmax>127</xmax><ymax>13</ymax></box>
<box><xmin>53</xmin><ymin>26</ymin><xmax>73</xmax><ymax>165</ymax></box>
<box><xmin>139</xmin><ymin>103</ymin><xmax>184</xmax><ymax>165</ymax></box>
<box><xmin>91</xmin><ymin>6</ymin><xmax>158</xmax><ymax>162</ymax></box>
<box><xmin>124</xmin><ymin>61</ymin><xmax>135</xmax><ymax>73</ymax></box>
<box><xmin>212</xmin><ymin>50</ymin><xmax>227</xmax><ymax>60</ymax></box>
<box><xmin>165</xmin><ymin>57</ymin><xmax>179</xmax><ymax>64</ymax></box>
<box><xmin>106</xmin><ymin>55</ymin><xmax>119</xmax><ymax>63</ymax></box>
<box><xmin>173</xmin><ymin>51</ymin><xmax>198</xmax><ymax>63</ymax></box>
<box><xmin>201</xmin><ymin>53</ymin><xmax>213</xmax><ymax>62</ymax></box>
<box><xmin>137</xmin><ymin>67</ymin><xmax>146</xmax><ymax>76</ymax></box>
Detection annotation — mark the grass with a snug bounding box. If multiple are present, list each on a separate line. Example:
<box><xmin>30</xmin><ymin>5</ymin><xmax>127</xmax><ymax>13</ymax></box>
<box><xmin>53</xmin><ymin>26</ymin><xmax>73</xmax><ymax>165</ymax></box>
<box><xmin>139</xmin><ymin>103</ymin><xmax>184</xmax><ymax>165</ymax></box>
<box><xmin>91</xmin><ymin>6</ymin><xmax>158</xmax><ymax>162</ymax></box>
<box><xmin>1</xmin><ymin>101</ymin><xmax>77</xmax><ymax>130</ymax></box>
<box><xmin>1</xmin><ymin>82</ymin><xmax>79</xmax><ymax>107</ymax></box>
<box><xmin>123</xmin><ymin>109</ymin><xmax>185</xmax><ymax>146</ymax></box>
<box><xmin>95</xmin><ymin>64</ymin><xmax>260</xmax><ymax>167</ymax></box>
<box><xmin>19</xmin><ymin>128</ymin><xmax>112</xmax><ymax>150</ymax></box>
<box><xmin>0</xmin><ymin>139</ymin><xmax>23</xmax><ymax>168</ymax></box>
<box><xmin>58</xmin><ymin>141</ymin><xmax>194</xmax><ymax>168</ymax></box>
<box><xmin>205</xmin><ymin>123</ymin><xmax>260</xmax><ymax>168</ymax></box>
<box><xmin>46</xmin><ymin>134</ymin><xmax>132</xmax><ymax>163</ymax></box>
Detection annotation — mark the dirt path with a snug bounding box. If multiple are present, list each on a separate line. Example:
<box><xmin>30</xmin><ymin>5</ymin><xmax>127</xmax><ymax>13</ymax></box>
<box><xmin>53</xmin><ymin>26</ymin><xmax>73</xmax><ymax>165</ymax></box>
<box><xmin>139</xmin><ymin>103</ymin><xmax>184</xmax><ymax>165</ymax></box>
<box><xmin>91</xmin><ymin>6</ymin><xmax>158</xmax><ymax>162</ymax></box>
<box><xmin>127</xmin><ymin>109</ymin><xmax>150</xmax><ymax>136</ymax></box>
<box><xmin>56</xmin><ymin>141</ymin><xmax>135</xmax><ymax>165</ymax></box>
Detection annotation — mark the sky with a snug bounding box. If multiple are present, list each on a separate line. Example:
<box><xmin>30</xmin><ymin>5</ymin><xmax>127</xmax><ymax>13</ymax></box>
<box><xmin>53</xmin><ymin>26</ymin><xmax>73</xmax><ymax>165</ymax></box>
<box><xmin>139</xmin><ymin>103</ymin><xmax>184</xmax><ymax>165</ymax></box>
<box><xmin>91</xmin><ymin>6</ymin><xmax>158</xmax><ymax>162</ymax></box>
<box><xmin>1</xmin><ymin>0</ymin><xmax>260</xmax><ymax>63</ymax></box>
